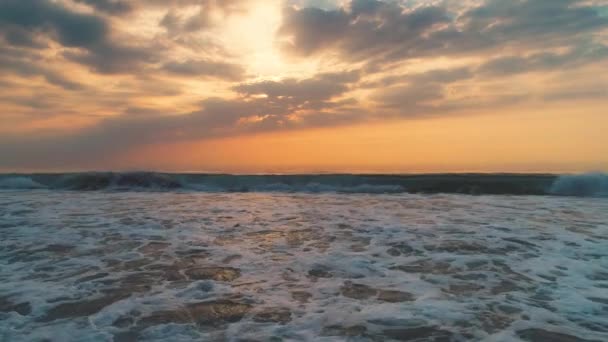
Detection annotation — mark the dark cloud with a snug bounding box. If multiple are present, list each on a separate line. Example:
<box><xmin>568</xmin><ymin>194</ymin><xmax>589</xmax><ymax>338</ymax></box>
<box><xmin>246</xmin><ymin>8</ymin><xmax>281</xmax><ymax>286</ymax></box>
<box><xmin>365</xmin><ymin>62</ymin><xmax>544</xmax><ymax>118</ymax></box>
<box><xmin>410</xmin><ymin>68</ymin><xmax>474</xmax><ymax>84</ymax></box>
<box><xmin>233</xmin><ymin>71</ymin><xmax>360</xmax><ymax>113</ymax></box>
<box><xmin>0</xmin><ymin>0</ymin><xmax>160</xmax><ymax>74</ymax></box>
<box><xmin>349</xmin><ymin>0</ymin><xmax>383</xmax><ymax>16</ymax></box>
<box><xmin>367</xmin><ymin>43</ymin><xmax>608</xmax><ymax>90</ymax></box>
<box><xmin>280</xmin><ymin>0</ymin><xmax>608</xmax><ymax>63</ymax></box>
<box><xmin>367</xmin><ymin>44</ymin><xmax>608</xmax><ymax>90</ymax></box>
<box><xmin>364</xmin><ymin>67</ymin><xmax>474</xmax><ymax>88</ymax></box>
<box><xmin>0</xmin><ymin>94</ymin><xmax>58</xmax><ymax>110</ymax></box>
<box><xmin>64</xmin><ymin>41</ymin><xmax>161</xmax><ymax>74</ymax></box>
<box><xmin>478</xmin><ymin>45</ymin><xmax>608</xmax><ymax>76</ymax></box>
<box><xmin>158</xmin><ymin>0</ymin><xmax>247</xmax><ymax>35</ymax></box>
<box><xmin>0</xmin><ymin>0</ymin><xmax>108</xmax><ymax>48</ymax></box>
<box><xmin>1</xmin><ymin>26</ymin><xmax>47</xmax><ymax>48</ymax></box>
<box><xmin>234</xmin><ymin>71</ymin><xmax>359</xmax><ymax>101</ymax></box>
<box><xmin>74</xmin><ymin>0</ymin><xmax>133</xmax><ymax>15</ymax></box>
<box><xmin>370</xmin><ymin>83</ymin><xmax>533</xmax><ymax>120</ymax></box>
<box><xmin>0</xmin><ymin>51</ymin><xmax>84</xmax><ymax>90</ymax></box>
<box><xmin>160</xmin><ymin>8</ymin><xmax>213</xmax><ymax>35</ymax></box>
<box><xmin>161</xmin><ymin>59</ymin><xmax>246</xmax><ymax>81</ymax></box>
<box><xmin>40</xmin><ymin>73</ymin><xmax>85</xmax><ymax>91</ymax></box>
<box><xmin>373</xmin><ymin>83</ymin><xmax>444</xmax><ymax>109</ymax></box>
<box><xmin>543</xmin><ymin>86</ymin><xmax>608</xmax><ymax>102</ymax></box>
<box><xmin>0</xmin><ymin>71</ymin><xmax>363</xmax><ymax>167</ymax></box>
<box><xmin>279</xmin><ymin>7</ymin><xmax>350</xmax><ymax>56</ymax></box>
<box><xmin>463</xmin><ymin>0</ymin><xmax>607</xmax><ymax>42</ymax></box>
<box><xmin>279</xmin><ymin>1</ymin><xmax>450</xmax><ymax>59</ymax></box>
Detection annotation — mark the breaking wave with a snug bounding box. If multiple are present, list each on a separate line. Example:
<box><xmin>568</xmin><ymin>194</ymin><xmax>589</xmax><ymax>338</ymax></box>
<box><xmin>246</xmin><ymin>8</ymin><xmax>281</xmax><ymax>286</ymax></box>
<box><xmin>0</xmin><ymin>177</ymin><xmax>46</xmax><ymax>189</ymax></box>
<box><xmin>0</xmin><ymin>172</ymin><xmax>547</xmax><ymax>195</ymax></box>
<box><xmin>54</xmin><ymin>172</ymin><xmax>182</xmax><ymax>191</ymax></box>
<box><xmin>0</xmin><ymin>172</ymin><xmax>605</xmax><ymax>197</ymax></box>
<box><xmin>549</xmin><ymin>173</ymin><xmax>608</xmax><ymax>197</ymax></box>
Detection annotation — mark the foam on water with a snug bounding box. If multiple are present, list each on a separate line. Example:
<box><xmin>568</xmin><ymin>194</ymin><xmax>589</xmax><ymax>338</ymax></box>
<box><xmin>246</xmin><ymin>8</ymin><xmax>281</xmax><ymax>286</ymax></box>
<box><xmin>1</xmin><ymin>191</ymin><xmax>607</xmax><ymax>341</ymax></box>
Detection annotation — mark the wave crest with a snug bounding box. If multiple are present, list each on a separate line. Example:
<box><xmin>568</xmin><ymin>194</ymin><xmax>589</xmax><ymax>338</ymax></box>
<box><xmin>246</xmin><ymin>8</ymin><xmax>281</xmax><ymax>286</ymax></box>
<box><xmin>0</xmin><ymin>177</ymin><xmax>46</xmax><ymax>189</ymax></box>
<box><xmin>56</xmin><ymin>172</ymin><xmax>183</xmax><ymax>191</ymax></box>
<box><xmin>549</xmin><ymin>173</ymin><xmax>608</xmax><ymax>197</ymax></box>
<box><xmin>5</xmin><ymin>172</ymin><xmax>606</xmax><ymax>197</ymax></box>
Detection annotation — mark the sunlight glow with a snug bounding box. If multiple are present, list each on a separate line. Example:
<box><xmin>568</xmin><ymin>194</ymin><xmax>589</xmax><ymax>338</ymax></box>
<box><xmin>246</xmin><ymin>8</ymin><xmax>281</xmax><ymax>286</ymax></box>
<box><xmin>222</xmin><ymin>0</ymin><xmax>317</xmax><ymax>79</ymax></box>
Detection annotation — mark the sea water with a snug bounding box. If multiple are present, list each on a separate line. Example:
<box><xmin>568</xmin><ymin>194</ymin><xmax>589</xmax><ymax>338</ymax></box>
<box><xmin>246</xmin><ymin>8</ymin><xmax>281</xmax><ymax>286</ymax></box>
<box><xmin>0</xmin><ymin>183</ymin><xmax>607</xmax><ymax>341</ymax></box>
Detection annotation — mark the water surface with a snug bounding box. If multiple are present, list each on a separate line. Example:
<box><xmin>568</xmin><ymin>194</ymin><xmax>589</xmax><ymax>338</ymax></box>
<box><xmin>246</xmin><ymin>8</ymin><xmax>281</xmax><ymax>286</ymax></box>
<box><xmin>1</xmin><ymin>191</ymin><xmax>607</xmax><ymax>341</ymax></box>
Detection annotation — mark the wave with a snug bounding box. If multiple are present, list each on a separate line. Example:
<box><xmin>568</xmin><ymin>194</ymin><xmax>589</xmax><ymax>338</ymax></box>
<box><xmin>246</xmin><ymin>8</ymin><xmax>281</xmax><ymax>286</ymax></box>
<box><xmin>54</xmin><ymin>172</ymin><xmax>182</xmax><ymax>191</ymax></box>
<box><xmin>549</xmin><ymin>173</ymin><xmax>608</xmax><ymax>197</ymax></box>
<box><xmin>0</xmin><ymin>172</ymin><xmax>555</xmax><ymax>195</ymax></box>
<box><xmin>181</xmin><ymin>175</ymin><xmax>408</xmax><ymax>194</ymax></box>
<box><xmin>0</xmin><ymin>177</ymin><xmax>46</xmax><ymax>189</ymax></box>
<box><xmin>1</xmin><ymin>172</ymin><xmax>605</xmax><ymax>197</ymax></box>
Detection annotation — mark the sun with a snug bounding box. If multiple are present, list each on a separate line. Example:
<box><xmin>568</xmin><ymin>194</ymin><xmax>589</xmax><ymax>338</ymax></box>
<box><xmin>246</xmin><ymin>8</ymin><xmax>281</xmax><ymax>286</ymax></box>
<box><xmin>221</xmin><ymin>0</ymin><xmax>318</xmax><ymax>80</ymax></box>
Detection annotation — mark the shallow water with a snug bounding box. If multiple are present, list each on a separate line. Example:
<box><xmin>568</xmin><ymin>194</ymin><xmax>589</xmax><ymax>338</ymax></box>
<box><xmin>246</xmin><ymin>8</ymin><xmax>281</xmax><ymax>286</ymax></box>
<box><xmin>1</xmin><ymin>191</ymin><xmax>607</xmax><ymax>341</ymax></box>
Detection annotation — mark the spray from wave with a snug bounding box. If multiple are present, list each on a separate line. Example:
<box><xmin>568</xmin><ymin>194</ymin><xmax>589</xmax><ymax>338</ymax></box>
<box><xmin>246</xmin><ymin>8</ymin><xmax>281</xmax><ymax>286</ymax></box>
<box><xmin>549</xmin><ymin>173</ymin><xmax>608</xmax><ymax>197</ymax></box>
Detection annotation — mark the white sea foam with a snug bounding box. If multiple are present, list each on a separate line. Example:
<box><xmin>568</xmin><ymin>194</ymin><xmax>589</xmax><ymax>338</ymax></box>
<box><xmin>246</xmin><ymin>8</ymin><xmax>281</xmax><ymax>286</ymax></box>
<box><xmin>0</xmin><ymin>191</ymin><xmax>607</xmax><ymax>341</ymax></box>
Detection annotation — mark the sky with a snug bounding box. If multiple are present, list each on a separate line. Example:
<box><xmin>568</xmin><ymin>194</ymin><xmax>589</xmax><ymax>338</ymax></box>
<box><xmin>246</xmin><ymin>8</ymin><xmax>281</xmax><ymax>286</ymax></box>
<box><xmin>0</xmin><ymin>0</ymin><xmax>607</xmax><ymax>173</ymax></box>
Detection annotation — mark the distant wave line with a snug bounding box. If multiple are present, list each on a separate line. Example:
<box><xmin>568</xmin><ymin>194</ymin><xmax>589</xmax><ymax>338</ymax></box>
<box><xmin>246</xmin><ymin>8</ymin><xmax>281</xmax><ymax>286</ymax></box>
<box><xmin>0</xmin><ymin>172</ymin><xmax>606</xmax><ymax>197</ymax></box>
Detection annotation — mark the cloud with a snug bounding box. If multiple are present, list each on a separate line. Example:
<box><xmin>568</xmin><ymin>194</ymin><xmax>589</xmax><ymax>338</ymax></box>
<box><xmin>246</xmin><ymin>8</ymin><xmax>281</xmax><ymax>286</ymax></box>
<box><xmin>234</xmin><ymin>71</ymin><xmax>360</xmax><ymax>101</ymax></box>
<box><xmin>478</xmin><ymin>45</ymin><xmax>608</xmax><ymax>76</ymax></box>
<box><xmin>543</xmin><ymin>85</ymin><xmax>608</xmax><ymax>102</ymax></box>
<box><xmin>464</xmin><ymin>0</ymin><xmax>607</xmax><ymax>40</ymax></box>
<box><xmin>373</xmin><ymin>83</ymin><xmax>444</xmax><ymax>109</ymax></box>
<box><xmin>0</xmin><ymin>0</ymin><xmax>607</xmax><ymax>170</ymax></box>
<box><xmin>74</xmin><ymin>0</ymin><xmax>133</xmax><ymax>15</ymax></box>
<box><xmin>278</xmin><ymin>6</ymin><xmax>351</xmax><ymax>56</ymax></box>
<box><xmin>0</xmin><ymin>71</ymin><xmax>363</xmax><ymax>167</ymax></box>
<box><xmin>64</xmin><ymin>40</ymin><xmax>161</xmax><ymax>74</ymax></box>
<box><xmin>364</xmin><ymin>67</ymin><xmax>474</xmax><ymax>88</ymax></box>
<box><xmin>279</xmin><ymin>1</ymin><xmax>452</xmax><ymax>59</ymax></box>
<box><xmin>0</xmin><ymin>0</ymin><xmax>108</xmax><ymax>48</ymax></box>
<box><xmin>280</xmin><ymin>0</ymin><xmax>608</xmax><ymax>63</ymax></box>
<box><xmin>0</xmin><ymin>26</ymin><xmax>48</xmax><ymax>48</ymax></box>
<box><xmin>0</xmin><ymin>49</ymin><xmax>84</xmax><ymax>90</ymax></box>
<box><xmin>160</xmin><ymin>8</ymin><xmax>213</xmax><ymax>35</ymax></box>
<box><xmin>161</xmin><ymin>59</ymin><xmax>246</xmax><ymax>81</ymax></box>
<box><xmin>0</xmin><ymin>0</ymin><xmax>161</xmax><ymax>74</ymax></box>
<box><xmin>158</xmin><ymin>0</ymin><xmax>247</xmax><ymax>35</ymax></box>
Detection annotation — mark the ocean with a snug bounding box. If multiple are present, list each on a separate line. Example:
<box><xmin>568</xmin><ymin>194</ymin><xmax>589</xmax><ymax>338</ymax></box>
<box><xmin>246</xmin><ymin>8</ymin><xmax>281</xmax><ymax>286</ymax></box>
<box><xmin>1</xmin><ymin>173</ymin><xmax>607</xmax><ymax>341</ymax></box>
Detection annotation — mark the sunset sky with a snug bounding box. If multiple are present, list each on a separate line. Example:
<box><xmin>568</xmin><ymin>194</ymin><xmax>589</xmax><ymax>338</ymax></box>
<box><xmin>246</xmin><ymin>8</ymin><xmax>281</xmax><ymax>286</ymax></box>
<box><xmin>1</xmin><ymin>0</ymin><xmax>607</xmax><ymax>173</ymax></box>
